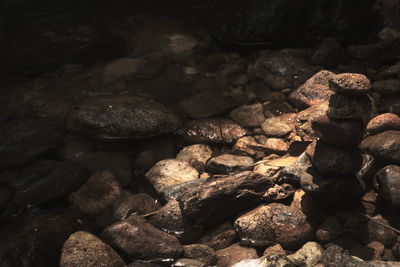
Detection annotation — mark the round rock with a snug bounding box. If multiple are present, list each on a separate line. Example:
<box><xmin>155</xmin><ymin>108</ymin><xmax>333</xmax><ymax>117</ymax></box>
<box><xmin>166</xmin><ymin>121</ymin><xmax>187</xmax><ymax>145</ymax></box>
<box><xmin>366</xmin><ymin>113</ymin><xmax>400</xmax><ymax>135</ymax></box>
<box><xmin>176</xmin><ymin>144</ymin><xmax>213</xmax><ymax>171</ymax></box>
<box><xmin>374</xmin><ymin>165</ymin><xmax>400</xmax><ymax>208</ymax></box>
<box><xmin>329</xmin><ymin>73</ymin><xmax>371</xmax><ymax>95</ymax></box>
<box><xmin>261</xmin><ymin>117</ymin><xmax>292</xmax><ymax>137</ymax></box>
<box><xmin>360</xmin><ymin>130</ymin><xmax>400</xmax><ymax>164</ymax></box>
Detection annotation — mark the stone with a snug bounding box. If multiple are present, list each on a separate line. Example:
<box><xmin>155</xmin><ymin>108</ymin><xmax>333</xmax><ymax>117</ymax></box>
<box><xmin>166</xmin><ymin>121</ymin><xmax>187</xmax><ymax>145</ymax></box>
<box><xmin>230</xmin><ymin>103</ymin><xmax>265</xmax><ymax>127</ymax></box>
<box><xmin>198</xmin><ymin>222</ymin><xmax>237</xmax><ymax>250</ymax></box>
<box><xmin>358</xmin><ymin>215</ymin><xmax>398</xmax><ymax>247</ymax></box>
<box><xmin>183</xmin><ymin>244</ymin><xmax>217</xmax><ymax>266</ymax></box>
<box><xmin>377</xmin><ymin>65</ymin><xmax>400</xmax><ymax>79</ymax></box>
<box><xmin>179</xmin><ymin>93</ymin><xmax>235</xmax><ymax>119</ymax></box>
<box><xmin>289</xmin><ymin>70</ymin><xmax>336</xmax><ymax>109</ymax></box>
<box><xmin>311</xmin><ymin>114</ymin><xmax>364</xmax><ymax>148</ymax></box>
<box><xmin>173</xmin><ymin>258</ymin><xmax>206</xmax><ymax>267</ymax></box>
<box><xmin>234</xmin><ymin>136</ymin><xmax>263</xmax><ymax>156</ymax></box>
<box><xmin>348</xmin><ymin>38</ymin><xmax>400</xmax><ymax>63</ymax></box>
<box><xmin>360</xmin><ymin>130</ymin><xmax>400</xmax><ymax>164</ymax></box>
<box><xmin>0</xmin><ymin>118</ymin><xmax>63</xmax><ymax>170</ymax></box>
<box><xmin>176</xmin><ymin>144</ymin><xmax>213</xmax><ymax>172</ymax></box>
<box><xmin>263</xmin><ymin>184</ymin><xmax>295</xmax><ymax>202</ymax></box>
<box><xmin>60</xmin><ymin>231</ymin><xmax>125</xmax><ymax>267</ymax></box>
<box><xmin>254</xmin><ymin>156</ymin><xmax>298</xmax><ymax>183</ymax></box>
<box><xmin>178</xmin><ymin>171</ymin><xmax>274</xmax><ymax>226</ymax></box>
<box><xmin>101</xmin><ymin>215</ymin><xmax>183</xmax><ymax>261</ymax></box>
<box><xmin>232</xmin><ymin>255</ymin><xmax>293</xmax><ymax>267</ymax></box>
<box><xmin>311</xmin><ymin>37</ymin><xmax>349</xmax><ymax>66</ymax></box>
<box><xmin>366</xmin><ymin>113</ymin><xmax>400</xmax><ymax>135</ymax></box>
<box><xmin>261</xmin><ymin>117</ymin><xmax>292</xmax><ymax>137</ymax></box>
<box><xmin>327</xmin><ymin>93</ymin><xmax>375</xmax><ymax>123</ymax></box>
<box><xmin>206</xmin><ymin>154</ymin><xmax>254</xmax><ymax>174</ymax></box>
<box><xmin>159</xmin><ymin>178</ymin><xmax>208</xmax><ymax>201</ymax></box>
<box><xmin>145</xmin><ymin>159</ymin><xmax>199</xmax><ymax>193</ymax></box>
<box><xmin>367</xmin><ymin>241</ymin><xmax>385</xmax><ymax>260</ymax></box>
<box><xmin>380</xmin><ymin>98</ymin><xmax>400</xmax><ymax>116</ymax></box>
<box><xmin>316</xmin><ymin>216</ymin><xmax>344</xmax><ymax>244</ymax></box>
<box><xmin>103</xmin><ymin>57</ymin><xmax>145</xmax><ymax>81</ymax></box>
<box><xmin>305</xmin><ymin>141</ymin><xmax>363</xmax><ymax>175</ymax></box>
<box><xmin>378</xmin><ymin>28</ymin><xmax>400</xmax><ymax>41</ymax></box>
<box><xmin>329</xmin><ymin>73</ymin><xmax>371</xmax><ymax>95</ymax></box>
<box><xmin>287</xmin><ymin>242</ymin><xmax>324</xmax><ymax>266</ymax></box>
<box><xmin>261</xmin><ymin>138</ymin><xmax>289</xmax><ymax>155</ymax></box>
<box><xmin>263</xmin><ymin>244</ymin><xmax>287</xmax><ymax>257</ymax></box>
<box><xmin>67</xmin><ymin>95</ymin><xmax>181</xmax><ymax>140</ymax></box>
<box><xmin>69</xmin><ymin>171</ymin><xmax>123</xmax><ymax>217</ymax></box>
<box><xmin>295</xmin><ymin>101</ymin><xmax>329</xmax><ymax>140</ymax></box>
<box><xmin>374</xmin><ymin>165</ymin><xmax>400</xmax><ymax>208</ymax></box>
<box><xmin>234</xmin><ymin>203</ymin><xmax>314</xmax><ymax>249</ymax></box>
<box><xmin>59</xmin><ymin>135</ymin><xmax>94</xmax><ymax>161</ymax></box>
<box><xmin>372</xmin><ymin>79</ymin><xmax>400</xmax><ymax>97</ymax></box>
<box><xmin>181</xmin><ymin>118</ymin><xmax>247</xmax><ymax>144</ymax></box>
<box><xmin>215</xmin><ymin>243</ymin><xmax>258</xmax><ymax>267</ymax></box>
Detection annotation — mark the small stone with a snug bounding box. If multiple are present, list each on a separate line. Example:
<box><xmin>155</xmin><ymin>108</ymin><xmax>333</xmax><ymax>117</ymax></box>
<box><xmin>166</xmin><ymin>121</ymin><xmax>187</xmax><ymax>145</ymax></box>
<box><xmin>366</xmin><ymin>113</ymin><xmax>400</xmax><ymax>135</ymax></box>
<box><xmin>374</xmin><ymin>165</ymin><xmax>400</xmax><ymax>208</ymax></box>
<box><xmin>176</xmin><ymin>144</ymin><xmax>213</xmax><ymax>171</ymax></box>
<box><xmin>215</xmin><ymin>243</ymin><xmax>258</xmax><ymax>267</ymax></box>
<box><xmin>234</xmin><ymin>136</ymin><xmax>262</xmax><ymax>156</ymax></box>
<box><xmin>367</xmin><ymin>241</ymin><xmax>385</xmax><ymax>260</ymax></box>
<box><xmin>295</xmin><ymin>101</ymin><xmax>329</xmax><ymax>140</ymax></box>
<box><xmin>372</xmin><ymin>79</ymin><xmax>400</xmax><ymax>96</ymax></box>
<box><xmin>263</xmin><ymin>244</ymin><xmax>286</xmax><ymax>257</ymax></box>
<box><xmin>198</xmin><ymin>222</ymin><xmax>237</xmax><ymax>250</ymax></box>
<box><xmin>179</xmin><ymin>93</ymin><xmax>235</xmax><ymax>119</ymax></box>
<box><xmin>329</xmin><ymin>73</ymin><xmax>371</xmax><ymax>95</ymax></box>
<box><xmin>359</xmin><ymin>215</ymin><xmax>398</xmax><ymax>247</ymax></box>
<box><xmin>287</xmin><ymin>242</ymin><xmax>324</xmax><ymax>266</ymax></box>
<box><xmin>60</xmin><ymin>231</ymin><xmax>125</xmax><ymax>267</ymax></box>
<box><xmin>261</xmin><ymin>117</ymin><xmax>292</xmax><ymax>137</ymax></box>
<box><xmin>69</xmin><ymin>171</ymin><xmax>123</xmax><ymax>217</ymax></box>
<box><xmin>183</xmin><ymin>244</ymin><xmax>217</xmax><ymax>266</ymax></box>
<box><xmin>262</xmin><ymin>138</ymin><xmax>289</xmax><ymax>155</ymax></box>
<box><xmin>206</xmin><ymin>154</ymin><xmax>254</xmax><ymax>174</ymax></box>
<box><xmin>230</xmin><ymin>103</ymin><xmax>265</xmax><ymax>127</ymax></box>
<box><xmin>327</xmin><ymin>93</ymin><xmax>375</xmax><ymax>123</ymax></box>
<box><xmin>145</xmin><ymin>159</ymin><xmax>199</xmax><ymax>193</ymax></box>
<box><xmin>360</xmin><ymin>130</ymin><xmax>400</xmax><ymax>164</ymax></box>
<box><xmin>316</xmin><ymin>217</ymin><xmax>344</xmax><ymax>244</ymax></box>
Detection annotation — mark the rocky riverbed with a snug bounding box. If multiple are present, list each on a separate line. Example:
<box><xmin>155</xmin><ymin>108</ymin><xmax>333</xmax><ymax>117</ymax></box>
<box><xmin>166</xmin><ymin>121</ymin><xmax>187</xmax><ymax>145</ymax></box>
<box><xmin>1</xmin><ymin>1</ymin><xmax>400</xmax><ymax>267</ymax></box>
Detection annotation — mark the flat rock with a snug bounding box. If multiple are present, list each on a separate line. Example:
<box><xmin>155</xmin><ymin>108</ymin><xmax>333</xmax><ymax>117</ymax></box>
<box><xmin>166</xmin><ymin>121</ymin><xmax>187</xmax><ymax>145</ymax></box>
<box><xmin>261</xmin><ymin>117</ymin><xmax>292</xmax><ymax>137</ymax></box>
<box><xmin>234</xmin><ymin>203</ymin><xmax>314</xmax><ymax>249</ymax></box>
<box><xmin>206</xmin><ymin>154</ymin><xmax>254</xmax><ymax>174</ymax></box>
<box><xmin>67</xmin><ymin>95</ymin><xmax>181</xmax><ymax>140</ymax></box>
<box><xmin>230</xmin><ymin>103</ymin><xmax>265</xmax><ymax>127</ymax></box>
<box><xmin>372</xmin><ymin>79</ymin><xmax>400</xmax><ymax>96</ymax></box>
<box><xmin>145</xmin><ymin>159</ymin><xmax>199</xmax><ymax>193</ymax></box>
<box><xmin>179</xmin><ymin>93</ymin><xmax>235</xmax><ymax>119</ymax></box>
<box><xmin>374</xmin><ymin>165</ymin><xmax>400</xmax><ymax>208</ymax></box>
<box><xmin>329</xmin><ymin>73</ymin><xmax>371</xmax><ymax>95</ymax></box>
<box><xmin>178</xmin><ymin>171</ymin><xmax>274</xmax><ymax>226</ymax></box>
<box><xmin>360</xmin><ymin>130</ymin><xmax>400</xmax><ymax>164</ymax></box>
<box><xmin>176</xmin><ymin>144</ymin><xmax>213</xmax><ymax>171</ymax></box>
<box><xmin>60</xmin><ymin>231</ymin><xmax>125</xmax><ymax>267</ymax></box>
<box><xmin>101</xmin><ymin>214</ymin><xmax>183</xmax><ymax>261</ymax></box>
<box><xmin>358</xmin><ymin>215</ymin><xmax>398</xmax><ymax>247</ymax></box>
<box><xmin>327</xmin><ymin>93</ymin><xmax>375</xmax><ymax>123</ymax></box>
<box><xmin>366</xmin><ymin>113</ymin><xmax>400</xmax><ymax>135</ymax></box>
<box><xmin>215</xmin><ymin>243</ymin><xmax>258</xmax><ymax>267</ymax></box>
<box><xmin>198</xmin><ymin>222</ymin><xmax>237</xmax><ymax>250</ymax></box>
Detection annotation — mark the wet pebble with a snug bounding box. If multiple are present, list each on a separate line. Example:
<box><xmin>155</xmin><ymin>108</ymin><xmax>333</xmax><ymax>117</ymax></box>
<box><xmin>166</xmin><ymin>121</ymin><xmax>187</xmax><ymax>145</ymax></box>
<box><xmin>261</xmin><ymin>117</ymin><xmax>292</xmax><ymax>137</ymax></box>
<box><xmin>215</xmin><ymin>243</ymin><xmax>258</xmax><ymax>267</ymax></box>
<box><xmin>230</xmin><ymin>103</ymin><xmax>265</xmax><ymax>127</ymax></box>
<box><xmin>374</xmin><ymin>165</ymin><xmax>400</xmax><ymax>208</ymax></box>
<box><xmin>366</xmin><ymin>113</ymin><xmax>400</xmax><ymax>135</ymax></box>
<box><xmin>206</xmin><ymin>154</ymin><xmax>254</xmax><ymax>174</ymax></box>
<box><xmin>198</xmin><ymin>222</ymin><xmax>237</xmax><ymax>250</ymax></box>
<box><xmin>360</xmin><ymin>130</ymin><xmax>400</xmax><ymax>164</ymax></box>
<box><xmin>176</xmin><ymin>144</ymin><xmax>213</xmax><ymax>172</ymax></box>
<box><xmin>183</xmin><ymin>244</ymin><xmax>217</xmax><ymax>266</ymax></box>
<box><xmin>287</xmin><ymin>242</ymin><xmax>324</xmax><ymax>266</ymax></box>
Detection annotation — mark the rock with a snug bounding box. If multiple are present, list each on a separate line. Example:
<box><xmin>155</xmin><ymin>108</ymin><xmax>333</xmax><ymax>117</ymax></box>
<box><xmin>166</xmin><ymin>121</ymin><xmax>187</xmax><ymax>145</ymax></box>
<box><xmin>183</xmin><ymin>244</ymin><xmax>217</xmax><ymax>266</ymax></box>
<box><xmin>96</xmin><ymin>193</ymin><xmax>160</xmax><ymax>228</ymax></box>
<box><xmin>181</xmin><ymin>118</ymin><xmax>247</xmax><ymax>144</ymax></box>
<box><xmin>311</xmin><ymin>114</ymin><xmax>364</xmax><ymax>148</ymax></box>
<box><xmin>67</xmin><ymin>95</ymin><xmax>181</xmax><ymax>140</ymax></box>
<box><xmin>366</xmin><ymin>113</ymin><xmax>400</xmax><ymax>135</ymax></box>
<box><xmin>263</xmin><ymin>184</ymin><xmax>295</xmax><ymax>202</ymax></box>
<box><xmin>159</xmin><ymin>178</ymin><xmax>208</xmax><ymax>201</ymax></box>
<box><xmin>173</xmin><ymin>258</ymin><xmax>206</xmax><ymax>267</ymax></box>
<box><xmin>372</xmin><ymin>79</ymin><xmax>400</xmax><ymax>96</ymax></box>
<box><xmin>327</xmin><ymin>93</ymin><xmax>375</xmax><ymax>123</ymax></box>
<box><xmin>287</xmin><ymin>242</ymin><xmax>324</xmax><ymax>266</ymax></box>
<box><xmin>69</xmin><ymin>171</ymin><xmax>123</xmax><ymax>217</ymax></box>
<box><xmin>374</xmin><ymin>165</ymin><xmax>400</xmax><ymax>208</ymax></box>
<box><xmin>377</xmin><ymin>65</ymin><xmax>400</xmax><ymax>79</ymax></box>
<box><xmin>263</xmin><ymin>244</ymin><xmax>287</xmax><ymax>257</ymax></box>
<box><xmin>14</xmin><ymin>161</ymin><xmax>89</xmax><ymax>206</ymax></box>
<box><xmin>179</xmin><ymin>93</ymin><xmax>235</xmax><ymax>119</ymax></box>
<box><xmin>74</xmin><ymin>151</ymin><xmax>133</xmax><ymax>186</ymax></box>
<box><xmin>60</xmin><ymin>231</ymin><xmax>125</xmax><ymax>267</ymax></box>
<box><xmin>359</xmin><ymin>215</ymin><xmax>398</xmax><ymax>247</ymax></box>
<box><xmin>0</xmin><ymin>118</ymin><xmax>63</xmax><ymax>170</ymax></box>
<box><xmin>103</xmin><ymin>57</ymin><xmax>145</xmax><ymax>81</ymax></box>
<box><xmin>162</xmin><ymin>33</ymin><xmax>198</xmax><ymax>57</ymax></box>
<box><xmin>234</xmin><ymin>136</ymin><xmax>264</xmax><ymax>156</ymax></box>
<box><xmin>360</xmin><ymin>130</ymin><xmax>400</xmax><ymax>164</ymax></box>
<box><xmin>311</xmin><ymin>38</ymin><xmax>349</xmax><ymax>66</ymax></box>
<box><xmin>145</xmin><ymin>159</ymin><xmax>199</xmax><ymax>193</ymax></box>
<box><xmin>305</xmin><ymin>141</ymin><xmax>362</xmax><ymax>175</ymax></box>
<box><xmin>295</xmin><ymin>101</ymin><xmax>329</xmax><ymax>140</ymax></box>
<box><xmin>254</xmin><ymin>156</ymin><xmax>298</xmax><ymax>183</ymax></box>
<box><xmin>230</xmin><ymin>103</ymin><xmax>265</xmax><ymax>127</ymax></box>
<box><xmin>378</xmin><ymin>28</ymin><xmax>400</xmax><ymax>41</ymax></box>
<box><xmin>176</xmin><ymin>144</ymin><xmax>213</xmax><ymax>171</ymax></box>
<box><xmin>215</xmin><ymin>243</ymin><xmax>258</xmax><ymax>267</ymax></box>
<box><xmin>101</xmin><ymin>214</ymin><xmax>183</xmax><ymax>261</ymax></box>
<box><xmin>261</xmin><ymin>117</ymin><xmax>292</xmax><ymax>137</ymax></box>
<box><xmin>367</xmin><ymin>241</ymin><xmax>385</xmax><ymax>260</ymax></box>
<box><xmin>289</xmin><ymin>70</ymin><xmax>336</xmax><ymax>109</ymax></box>
<box><xmin>198</xmin><ymin>222</ymin><xmax>237</xmax><ymax>250</ymax></box>
<box><xmin>59</xmin><ymin>135</ymin><xmax>94</xmax><ymax>161</ymax></box>
<box><xmin>128</xmin><ymin>262</ymin><xmax>162</xmax><ymax>267</ymax></box>
<box><xmin>348</xmin><ymin>38</ymin><xmax>400</xmax><ymax>63</ymax></box>
<box><xmin>261</xmin><ymin>138</ymin><xmax>289</xmax><ymax>155</ymax></box>
<box><xmin>206</xmin><ymin>154</ymin><xmax>254</xmax><ymax>174</ymax></box>
<box><xmin>234</xmin><ymin>203</ymin><xmax>314</xmax><ymax>249</ymax></box>
<box><xmin>178</xmin><ymin>171</ymin><xmax>274</xmax><ymax>226</ymax></box>
<box><xmin>329</xmin><ymin>73</ymin><xmax>371</xmax><ymax>95</ymax></box>
<box><xmin>316</xmin><ymin>216</ymin><xmax>344</xmax><ymax>244</ymax></box>
<box><xmin>148</xmin><ymin>200</ymin><xmax>201</xmax><ymax>244</ymax></box>
<box><xmin>232</xmin><ymin>255</ymin><xmax>293</xmax><ymax>267</ymax></box>
<box><xmin>380</xmin><ymin>98</ymin><xmax>400</xmax><ymax>116</ymax></box>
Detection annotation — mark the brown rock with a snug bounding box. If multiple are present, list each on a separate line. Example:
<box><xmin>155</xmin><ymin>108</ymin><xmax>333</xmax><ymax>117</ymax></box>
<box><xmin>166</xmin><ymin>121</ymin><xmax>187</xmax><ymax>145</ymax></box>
<box><xmin>206</xmin><ymin>154</ymin><xmax>254</xmax><ymax>174</ymax></box>
<box><xmin>372</xmin><ymin>79</ymin><xmax>400</xmax><ymax>97</ymax></box>
<box><xmin>327</xmin><ymin>93</ymin><xmax>375</xmax><ymax>123</ymax></box>
<box><xmin>263</xmin><ymin>244</ymin><xmax>287</xmax><ymax>257</ymax></box>
<box><xmin>366</xmin><ymin>113</ymin><xmax>400</xmax><ymax>135</ymax></box>
<box><xmin>198</xmin><ymin>222</ymin><xmax>237</xmax><ymax>250</ymax></box>
<box><xmin>176</xmin><ymin>144</ymin><xmax>213</xmax><ymax>171</ymax></box>
<box><xmin>215</xmin><ymin>243</ymin><xmax>258</xmax><ymax>267</ymax></box>
<box><xmin>230</xmin><ymin>103</ymin><xmax>265</xmax><ymax>127</ymax></box>
<box><xmin>183</xmin><ymin>244</ymin><xmax>217</xmax><ymax>266</ymax></box>
<box><xmin>295</xmin><ymin>101</ymin><xmax>329</xmax><ymax>140</ymax></box>
<box><xmin>360</xmin><ymin>130</ymin><xmax>400</xmax><ymax>164</ymax></box>
<box><xmin>329</xmin><ymin>73</ymin><xmax>371</xmax><ymax>95</ymax></box>
<box><xmin>261</xmin><ymin>117</ymin><xmax>292</xmax><ymax>137</ymax></box>
<box><xmin>179</xmin><ymin>93</ymin><xmax>235</xmax><ymax>119</ymax></box>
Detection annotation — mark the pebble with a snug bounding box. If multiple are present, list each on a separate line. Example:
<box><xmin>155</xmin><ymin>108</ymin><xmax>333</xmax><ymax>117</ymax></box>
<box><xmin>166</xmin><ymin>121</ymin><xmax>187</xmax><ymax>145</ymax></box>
<box><xmin>358</xmin><ymin>215</ymin><xmax>398</xmax><ymax>247</ymax></box>
<box><xmin>261</xmin><ymin>117</ymin><xmax>292</xmax><ymax>137</ymax></box>
<box><xmin>263</xmin><ymin>244</ymin><xmax>286</xmax><ymax>257</ymax></box>
<box><xmin>315</xmin><ymin>216</ymin><xmax>344</xmax><ymax>244</ymax></box>
<box><xmin>176</xmin><ymin>144</ymin><xmax>213</xmax><ymax>171</ymax></box>
<box><xmin>183</xmin><ymin>244</ymin><xmax>217</xmax><ymax>266</ymax></box>
<box><xmin>360</xmin><ymin>130</ymin><xmax>400</xmax><ymax>164</ymax></box>
<box><xmin>230</xmin><ymin>103</ymin><xmax>265</xmax><ymax>127</ymax></box>
<box><xmin>329</xmin><ymin>73</ymin><xmax>371</xmax><ymax>95</ymax></box>
<box><xmin>215</xmin><ymin>243</ymin><xmax>258</xmax><ymax>267</ymax></box>
<box><xmin>374</xmin><ymin>165</ymin><xmax>400</xmax><ymax>208</ymax></box>
<box><xmin>206</xmin><ymin>154</ymin><xmax>254</xmax><ymax>174</ymax></box>
<box><xmin>327</xmin><ymin>93</ymin><xmax>375</xmax><ymax>123</ymax></box>
<box><xmin>295</xmin><ymin>101</ymin><xmax>328</xmax><ymax>140</ymax></box>
<box><xmin>366</xmin><ymin>113</ymin><xmax>400</xmax><ymax>135</ymax></box>
<box><xmin>198</xmin><ymin>222</ymin><xmax>237</xmax><ymax>250</ymax></box>
<box><xmin>287</xmin><ymin>242</ymin><xmax>324</xmax><ymax>266</ymax></box>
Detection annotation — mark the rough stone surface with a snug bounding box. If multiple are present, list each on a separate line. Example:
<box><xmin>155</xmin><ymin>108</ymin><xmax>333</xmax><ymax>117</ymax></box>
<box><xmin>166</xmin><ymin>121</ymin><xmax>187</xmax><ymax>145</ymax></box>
<box><xmin>206</xmin><ymin>154</ymin><xmax>254</xmax><ymax>174</ymax></box>
<box><xmin>316</xmin><ymin>216</ymin><xmax>344</xmax><ymax>244</ymax></box>
<box><xmin>215</xmin><ymin>243</ymin><xmax>258</xmax><ymax>267</ymax></box>
<box><xmin>360</xmin><ymin>130</ymin><xmax>400</xmax><ymax>164</ymax></box>
<box><xmin>261</xmin><ymin>117</ymin><xmax>292</xmax><ymax>137</ymax></box>
<box><xmin>366</xmin><ymin>113</ymin><xmax>400</xmax><ymax>135</ymax></box>
<box><xmin>287</xmin><ymin>242</ymin><xmax>324</xmax><ymax>266</ymax></box>
<box><xmin>183</xmin><ymin>244</ymin><xmax>217</xmax><ymax>266</ymax></box>
<box><xmin>374</xmin><ymin>165</ymin><xmax>400</xmax><ymax>208</ymax></box>
<box><xmin>327</xmin><ymin>93</ymin><xmax>375</xmax><ymax>123</ymax></box>
<box><xmin>329</xmin><ymin>73</ymin><xmax>371</xmax><ymax>95</ymax></box>
<box><xmin>60</xmin><ymin>231</ymin><xmax>125</xmax><ymax>267</ymax></box>
<box><xmin>358</xmin><ymin>215</ymin><xmax>398</xmax><ymax>247</ymax></box>
<box><xmin>295</xmin><ymin>101</ymin><xmax>329</xmax><ymax>140</ymax></box>
<box><xmin>176</xmin><ymin>144</ymin><xmax>213</xmax><ymax>171</ymax></box>
<box><xmin>198</xmin><ymin>222</ymin><xmax>237</xmax><ymax>250</ymax></box>
<box><xmin>230</xmin><ymin>103</ymin><xmax>265</xmax><ymax>127</ymax></box>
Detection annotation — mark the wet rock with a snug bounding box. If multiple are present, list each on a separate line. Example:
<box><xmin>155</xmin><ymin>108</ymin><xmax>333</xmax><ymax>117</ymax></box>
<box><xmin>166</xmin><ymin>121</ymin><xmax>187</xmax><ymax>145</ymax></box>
<box><xmin>359</xmin><ymin>215</ymin><xmax>398</xmax><ymax>247</ymax></box>
<box><xmin>183</xmin><ymin>244</ymin><xmax>217</xmax><ymax>266</ymax></box>
<box><xmin>327</xmin><ymin>93</ymin><xmax>375</xmax><ymax>123</ymax></box>
<box><xmin>234</xmin><ymin>136</ymin><xmax>263</xmax><ymax>156</ymax></box>
<box><xmin>206</xmin><ymin>154</ymin><xmax>254</xmax><ymax>174</ymax></box>
<box><xmin>14</xmin><ymin>160</ymin><xmax>89</xmax><ymax>206</ymax></box>
<box><xmin>215</xmin><ymin>243</ymin><xmax>258</xmax><ymax>267</ymax></box>
<box><xmin>234</xmin><ymin>203</ymin><xmax>314</xmax><ymax>249</ymax></box>
<box><xmin>366</xmin><ymin>113</ymin><xmax>400</xmax><ymax>135</ymax></box>
<box><xmin>173</xmin><ymin>258</ymin><xmax>206</xmax><ymax>267</ymax></box>
<box><xmin>348</xmin><ymin>38</ymin><xmax>400</xmax><ymax>63</ymax></box>
<box><xmin>0</xmin><ymin>118</ymin><xmax>63</xmax><ymax>170</ymax></box>
<box><xmin>178</xmin><ymin>171</ymin><xmax>273</xmax><ymax>226</ymax></box>
<box><xmin>230</xmin><ymin>103</ymin><xmax>265</xmax><ymax>127</ymax></box>
<box><xmin>176</xmin><ymin>144</ymin><xmax>213</xmax><ymax>171</ymax></box>
<box><xmin>261</xmin><ymin>138</ymin><xmax>289</xmax><ymax>155</ymax></box>
<box><xmin>145</xmin><ymin>159</ymin><xmax>199</xmax><ymax>193</ymax></box>
<box><xmin>261</xmin><ymin>117</ymin><xmax>292</xmax><ymax>137</ymax></box>
<box><xmin>263</xmin><ymin>244</ymin><xmax>287</xmax><ymax>257</ymax></box>
<box><xmin>378</xmin><ymin>28</ymin><xmax>400</xmax><ymax>41</ymax></box>
<box><xmin>305</xmin><ymin>141</ymin><xmax>362</xmax><ymax>175</ymax></box>
<box><xmin>69</xmin><ymin>171</ymin><xmax>123</xmax><ymax>217</ymax></box>
<box><xmin>263</xmin><ymin>184</ymin><xmax>295</xmax><ymax>202</ymax></box>
<box><xmin>179</xmin><ymin>93</ymin><xmax>235</xmax><ymax>119</ymax></box>
<box><xmin>181</xmin><ymin>118</ymin><xmax>247</xmax><ymax>144</ymax></box>
<box><xmin>101</xmin><ymin>214</ymin><xmax>183</xmax><ymax>261</ymax></box>
<box><xmin>232</xmin><ymin>255</ymin><xmax>294</xmax><ymax>267</ymax></box>
<box><xmin>159</xmin><ymin>178</ymin><xmax>208</xmax><ymax>201</ymax></box>
<box><xmin>103</xmin><ymin>57</ymin><xmax>145</xmax><ymax>82</ymax></box>
<box><xmin>316</xmin><ymin>216</ymin><xmax>344</xmax><ymax>244</ymax></box>
<box><xmin>60</xmin><ymin>231</ymin><xmax>125</xmax><ymax>267</ymax></box>
<box><xmin>311</xmin><ymin>37</ymin><xmax>349</xmax><ymax>67</ymax></box>
<box><xmin>67</xmin><ymin>95</ymin><xmax>181</xmax><ymax>140</ymax></box>
<box><xmin>198</xmin><ymin>222</ymin><xmax>237</xmax><ymax>250</ymax></box>
<box><xmin>372</xmin><ymin>79</ymin><xmax>400</xmax><ymax>96</ymax></box>
<box><xmin>360</xmin><ymin>130</ymin><xmax>400</xmax><ymax>164</ymax></box>
<box><xmin>287</xmin><ymin>242</ymin><xmax>324</xmax><ymax>266</ymax></box>
<box><xmin>367</xmin><ymin>241</ymin><xmax>386</xmax><ymax>260</ymax></box>
<box><xmin>329</xmin><ymin>73</ymin><xmax>371</xmax><ymax>95</ymax></box>
<box><xmin>374</xmin><ymin>165</ymin><xmax>400</xmax><ymax>208</ymax></box>
<box><xmin>97</xmin><ymin>193</ymin><xmax>160</xmax><ymax>228</ymax></box>
<box><xmin>74</xmin><ymin>151</ymin><xmax>133</xmax><ymax>186</ymax></box>
<box><xmin>295</xmin><ymin>101</ymin><xmax>329</xmax><ymax>140</ymax></box>
<box><xmin>289</xmin><ymin>70</ymin><xmax>335</xmax><ymax>109</ymax></box>
<box><xmin>311</xmin><ymin>114</ymin><xmax>364</xmax><ymax>148</ymax></box>
<box><xmin>148</xmin><ymin>200</ymin><xmax>201</xmax><ymax>244</ymax></box>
